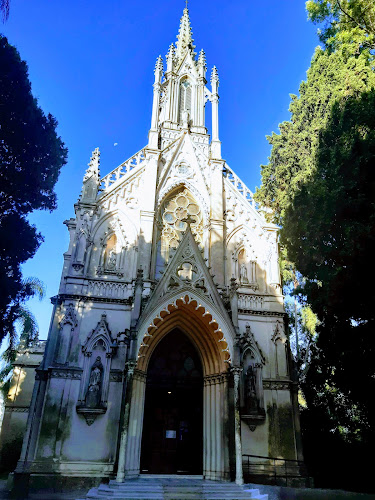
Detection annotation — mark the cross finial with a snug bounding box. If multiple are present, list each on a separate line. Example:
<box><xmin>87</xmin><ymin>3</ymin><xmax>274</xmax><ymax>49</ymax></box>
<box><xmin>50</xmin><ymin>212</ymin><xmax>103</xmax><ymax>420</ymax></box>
<box><xmin>181</xmin><ymin>214</ymin><xmax>196</xmax><ymax>227</ymax></box>
<box><xmin>185</xmin><ymin>0</ymin><xmax>188</xmax><ymax>9</ymax></box>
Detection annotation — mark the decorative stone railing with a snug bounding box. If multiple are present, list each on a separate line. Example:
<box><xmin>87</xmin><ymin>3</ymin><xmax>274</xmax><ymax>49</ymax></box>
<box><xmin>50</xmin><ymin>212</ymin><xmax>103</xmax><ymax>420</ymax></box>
<box><xmin>87</xmin><ymin>280</ymin><xmax>130</xmax><ymax>300</ymax></box>
<box><xmin>100</xmin><ymin>148</ymin><xmax>146</xmax><ymax>192</ymax></box>
<box><xmin>238</xmin><ymin>294</ymin><xmax>264</xmax><ymax>310</ymax></box>
<box><xmin>223</xmin><ymin>164</ymin><xmax>256</xmax><ymax>208</ymax></box>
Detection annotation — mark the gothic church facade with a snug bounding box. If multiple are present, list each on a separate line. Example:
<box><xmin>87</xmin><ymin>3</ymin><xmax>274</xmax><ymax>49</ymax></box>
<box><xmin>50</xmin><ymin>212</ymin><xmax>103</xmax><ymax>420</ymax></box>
<box><xmin>14</xmin><ymin>7</ymin><xmax>303</xmax><ymax>490</ymax></box>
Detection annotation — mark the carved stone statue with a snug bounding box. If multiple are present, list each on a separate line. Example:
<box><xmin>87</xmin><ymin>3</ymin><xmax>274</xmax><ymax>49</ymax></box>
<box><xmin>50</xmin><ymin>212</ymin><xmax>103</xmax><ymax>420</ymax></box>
<box><xmin>245</xmin><ymin>365</ymin><xmax>258</xmax><ymax>414</ymax></box>
<box><xmin>85</xmin><ymin>356</ymin><xmax>103</xmax><ymax>408</ymax></box>
<box><xmin>106</xmin><ymin>249</ymin><xmax>117</xmax><ymax>271</ymax></box>
<box><xmin>240</xmin><ymin>263</ymin><xmax>249</xmax><ymax>284</ymax></box>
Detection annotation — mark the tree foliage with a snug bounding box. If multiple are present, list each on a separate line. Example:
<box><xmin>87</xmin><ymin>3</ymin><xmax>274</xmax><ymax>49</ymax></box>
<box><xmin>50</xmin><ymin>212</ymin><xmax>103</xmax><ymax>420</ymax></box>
<box><xmin>306</xmin><ymin>0</ymin><xmax>375</xmax><ymax>50</ymax></box>
<box><xmin>255</xmin><ymin>1</ymin><xmax>375</xmax><ymax>491</ymax></box>
<box><xmin>0</xmin><ymin>35</ymin><xmax>67</xmax><ymax>342</ymax></box>
<box><xmin>254</xmin><ymin>33</ymin><xmax>375</xmax><ymax>226</ymax></box>
<box><xmin>0</xmin><ymin>277</ymin><xmax>45</xmax><ymax>398</ymax></box>
<box><xmin>286</xmin><ymin>89</ymin><xmax>375</xmax><ymax>415</ymax></box>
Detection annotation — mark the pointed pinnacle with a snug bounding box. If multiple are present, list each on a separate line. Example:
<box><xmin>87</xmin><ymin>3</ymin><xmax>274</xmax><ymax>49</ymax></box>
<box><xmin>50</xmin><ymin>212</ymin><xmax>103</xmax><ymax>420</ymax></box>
<box><xmin>211</xmin><ymin>66</ymin><xmax>219</xmax><ymax>84</ymax></box>
<box><xmin>166</xmin><ymin>43</ymin><xmax>176</xmax><ymax>60</ymax></box>
<box><xmin>84</xmin><ymin>147</ymin><xmax>100</xmax><ymax>181</ymax></box>
<box><xmin>154</xmin><ymin>55</ymin><xmax>164</xmax><ymax>75</ymax></box>
<box><xmin>198</xmin><ymin>48</ymin><xmax>206</xmax><ymax>68</ymax></box>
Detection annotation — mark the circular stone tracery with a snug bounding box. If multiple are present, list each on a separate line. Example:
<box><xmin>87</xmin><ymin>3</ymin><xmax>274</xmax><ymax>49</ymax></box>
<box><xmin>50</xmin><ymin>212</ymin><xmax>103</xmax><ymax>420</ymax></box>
<box><xmin>160</xmin><ymin>188</ymin><xmax>203</xmax><ymax>253</ymax></box>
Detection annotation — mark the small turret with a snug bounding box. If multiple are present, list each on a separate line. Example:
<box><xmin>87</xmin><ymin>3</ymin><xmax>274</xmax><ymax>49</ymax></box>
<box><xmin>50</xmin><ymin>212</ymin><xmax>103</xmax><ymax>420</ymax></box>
<box><xmin>81</xmin><ymin>148</ymin><xmax>100</xmax><ymax>202</ymax></box>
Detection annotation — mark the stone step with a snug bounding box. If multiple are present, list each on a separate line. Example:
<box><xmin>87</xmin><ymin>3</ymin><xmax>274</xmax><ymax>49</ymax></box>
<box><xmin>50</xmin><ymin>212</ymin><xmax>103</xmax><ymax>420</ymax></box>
<box><xmin>82</xmin><ymin>479</ymin><xmax>268</xmax><ymax>500</ymax></box>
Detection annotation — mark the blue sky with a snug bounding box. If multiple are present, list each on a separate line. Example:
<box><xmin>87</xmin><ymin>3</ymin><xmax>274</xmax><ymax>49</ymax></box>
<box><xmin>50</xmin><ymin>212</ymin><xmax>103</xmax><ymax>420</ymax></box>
<box><xmin>1</xmin><ymin>0</ymin><xmax>318</xmax><ymax>340</ymax></box>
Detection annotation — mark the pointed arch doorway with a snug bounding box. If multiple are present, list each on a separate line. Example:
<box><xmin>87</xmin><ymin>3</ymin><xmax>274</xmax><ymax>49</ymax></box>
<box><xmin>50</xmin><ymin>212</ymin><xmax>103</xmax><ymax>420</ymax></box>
<box><xmin>140</xmin><ymin>329</ymin><xmax>203</xmax><ymax>474</ymax></box>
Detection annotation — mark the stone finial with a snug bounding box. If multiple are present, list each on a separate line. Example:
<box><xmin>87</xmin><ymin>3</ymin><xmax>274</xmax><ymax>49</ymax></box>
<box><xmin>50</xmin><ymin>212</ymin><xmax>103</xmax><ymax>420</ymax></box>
<box><xmin>154</xmin><ymin>55</ymin><xmax>164</xmax><ymax>78</ymax></box>
<box><xmin>211</xmin><ymin>66</ymin><xmax>219</xmax><ymax>85</ymax></box>
<box><xmin>84</xmin><ymin>147</ymin><xmax>100</xmax><ymax>182</ymax></box>
<box><xmin>166</xmin><ymin>43</ymin><xmax>176</xmax><ymax>73</ymax></box>
<box><xmin>176</xmin><ymin>7</ymin><xmax>196</xmax><ymax>62</ymax></box>
<box><xmin>166</xmin><ymin>43</ymin><xmax>176</xmax><ymax>62</ymax></box>
<box><xmin>198</xmin><ymin>48</ymin><xmax>207</xmax><ymax>69</ymax></box>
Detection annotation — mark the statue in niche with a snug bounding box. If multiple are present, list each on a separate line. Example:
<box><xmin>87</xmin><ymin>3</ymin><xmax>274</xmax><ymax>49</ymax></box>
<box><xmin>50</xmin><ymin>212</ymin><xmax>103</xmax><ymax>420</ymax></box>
<box><xmin>240</xmin><ymin>263</ymin><xmax>249</xmax><ymax>284</ymax></box>
<box><xmin>85</xmin><ymin>356</ymin><xmax>103</xmax><ymax>408</ymax></box>
<box><xmin>106</xmin><ymin>248</ymin><xmax>117</xmax><ymax>271</ymax></box>
<box><xmin>245</xmin><ymin>364</ymin><xmax>259</xmax><ymax>414</ymax></box>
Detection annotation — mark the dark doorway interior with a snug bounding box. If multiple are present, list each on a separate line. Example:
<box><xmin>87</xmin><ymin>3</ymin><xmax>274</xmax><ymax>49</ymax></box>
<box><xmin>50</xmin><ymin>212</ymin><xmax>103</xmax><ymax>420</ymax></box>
<box><xmin>140</xmin><ymin>330</ymin><xmax>203</xmax><ymax>474</ymax></box>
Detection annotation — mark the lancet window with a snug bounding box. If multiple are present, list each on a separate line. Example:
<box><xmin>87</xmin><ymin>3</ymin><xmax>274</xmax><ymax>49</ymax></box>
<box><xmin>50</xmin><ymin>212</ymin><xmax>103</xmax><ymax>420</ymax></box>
<box><xmin>178</xmin><ymin>78</ymin><xmax>192</xmax><ymax>123</ymax></box>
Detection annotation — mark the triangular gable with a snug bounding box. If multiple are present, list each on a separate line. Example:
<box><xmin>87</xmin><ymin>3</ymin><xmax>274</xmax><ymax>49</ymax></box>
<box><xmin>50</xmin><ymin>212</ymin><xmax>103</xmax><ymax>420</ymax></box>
<box><xmin>157</xmin><ymin>131</ymin><xmax>210</xmax><ymax>201</ymax></box>
<box><xmin>140</xmin><ymin>225</ymin><xmax>233</xmax><ymax>327</ymax></box>
<box><xmin>174</xmin><ymin>51</ymin><xmax>199</xmax><ymax>79</ymax></box>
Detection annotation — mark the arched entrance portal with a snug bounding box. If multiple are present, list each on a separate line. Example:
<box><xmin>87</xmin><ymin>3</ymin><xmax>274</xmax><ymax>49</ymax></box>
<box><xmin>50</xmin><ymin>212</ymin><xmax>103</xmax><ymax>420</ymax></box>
<box><xmin>120</xmin><ymin>296</ymin><xmax>234</xmax><ymax>481</ymax></box>
<box><xmin>140</xmin><ymin>330</ymin><xmax>203</xmax><ymax>474</ymax></box>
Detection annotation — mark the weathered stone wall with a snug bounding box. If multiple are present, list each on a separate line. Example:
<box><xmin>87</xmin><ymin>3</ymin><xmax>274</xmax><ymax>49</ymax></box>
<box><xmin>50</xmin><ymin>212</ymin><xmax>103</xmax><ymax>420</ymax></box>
<box><xmin>0</xmin><ymin>341</ymin><xmax>46</xmax><ymax>472</ymax></box>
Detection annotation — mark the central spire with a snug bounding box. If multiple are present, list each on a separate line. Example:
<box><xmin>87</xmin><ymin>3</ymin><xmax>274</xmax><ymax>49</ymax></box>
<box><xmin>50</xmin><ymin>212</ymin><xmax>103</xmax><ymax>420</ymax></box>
<box><xmin>176</xmin><ymin>6</ymin><xmax>196</xmax><ymax>62</ymax></box>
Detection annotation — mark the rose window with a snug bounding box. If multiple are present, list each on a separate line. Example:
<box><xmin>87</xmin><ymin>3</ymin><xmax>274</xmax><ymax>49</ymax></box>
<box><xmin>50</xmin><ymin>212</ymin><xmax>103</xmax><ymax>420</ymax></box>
<box><xmin>157</xmin><ymin>189</ymin><xmax>203</xmax><ymax>272</ymax></box>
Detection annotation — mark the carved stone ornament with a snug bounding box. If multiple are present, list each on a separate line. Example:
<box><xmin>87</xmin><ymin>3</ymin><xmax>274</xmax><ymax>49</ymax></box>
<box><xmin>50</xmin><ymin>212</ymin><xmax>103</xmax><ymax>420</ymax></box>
<box><xmin>76</xmin><ymin>406</ymin><xmax>106</xmax><ymax>426</ymax></box>
<box><xmin>237</xmin><ymin>324</ymin><xmax>266</xmax><ymax>365</ymax></box>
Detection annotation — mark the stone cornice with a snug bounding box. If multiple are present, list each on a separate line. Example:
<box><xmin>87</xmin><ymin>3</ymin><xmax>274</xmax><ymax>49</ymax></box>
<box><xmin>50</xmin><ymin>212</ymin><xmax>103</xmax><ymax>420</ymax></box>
<box><xmin>51</xmin><ymin>293</ymin><xmax>133</xmax><ymax>306</ymax></box>
<box><xmin>238</xmin><ymin>309</ymin><xmax>286</xmax><ymax>317</ymax></box>
<box><xmin>263</xmin><ymin>379</ymin><xmax>296</xmax><ymax>390</ymax></box>
<box><xmin>49</xmin><ymin>367</ymin><xmax>83</xmax><ymax>380</ymax></box>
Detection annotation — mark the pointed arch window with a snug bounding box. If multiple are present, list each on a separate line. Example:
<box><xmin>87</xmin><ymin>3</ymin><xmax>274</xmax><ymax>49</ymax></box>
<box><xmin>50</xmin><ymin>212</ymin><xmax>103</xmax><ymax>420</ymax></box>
<box><xmin>178</xmin><ymin>78</ymin><xmax>192</xmax><ymax>123</ymax></box>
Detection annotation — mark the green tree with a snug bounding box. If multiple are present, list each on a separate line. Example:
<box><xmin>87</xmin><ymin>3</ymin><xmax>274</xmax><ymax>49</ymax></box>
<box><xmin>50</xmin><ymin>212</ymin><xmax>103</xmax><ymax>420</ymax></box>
<box><xmin>0</xmin><ymin>35</ymin><xmax>67</xmax><ymax>342</ymax></box>
<box><xmin>255</xmin><ymin>2</ymin><xmax>375</xmax><ymax>491</ymax></box>
<box><xmin>306</xmin><ymin>0</ymin><xmax>375</xmax><ymax>50</ymax></box>
<box><xmin>254</xmin><ymin>33</ymin><xmax>375</xmax><ymax>226</ymax></box>
<box><xmin>285</xmin><ymin>89</ymin><xmax>375</xmax><ymax>424</ymax></box>
<box><xmin>0</xmin><ymin>277</ymin><xmax>45</xmax><ymax>398</ymax></box>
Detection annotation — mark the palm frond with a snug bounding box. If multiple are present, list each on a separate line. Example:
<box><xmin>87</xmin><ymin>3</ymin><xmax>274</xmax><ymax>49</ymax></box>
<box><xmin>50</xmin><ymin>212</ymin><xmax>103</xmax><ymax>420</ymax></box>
<box><xmin>21</xmin><ymin>277</ymin><xmax>46</xmax><ymax>301</ymax></box>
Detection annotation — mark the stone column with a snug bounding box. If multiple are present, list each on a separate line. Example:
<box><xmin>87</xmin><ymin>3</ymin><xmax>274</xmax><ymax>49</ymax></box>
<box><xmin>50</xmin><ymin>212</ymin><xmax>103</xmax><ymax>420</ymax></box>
<box><xmin>221</xmin><ymin>372</ymin><xmax>230</xmax><ymax>480</ymax></box>
<box><xmin>231</xmin><ymin>366</ymin><xmax>244</xmax><ymax>485</ymax></box>
<box><xmin>116</xmin><ymin>360</ymin><xmax>136</xmax><ymax>483</ymax></box>
<box><xmin>203</xmin><ymin>376</ymin><xmax>211</xmax><ymax>479</ymax></box>
<box><xmin>125</xmin><ymin>370</ymin><xmax>147</xmax><ymax>476</ymax></box>
<box><xmin>203</xmin><ymin>373</ymin><xmax>226</xmax><ymax>481</ymax></box>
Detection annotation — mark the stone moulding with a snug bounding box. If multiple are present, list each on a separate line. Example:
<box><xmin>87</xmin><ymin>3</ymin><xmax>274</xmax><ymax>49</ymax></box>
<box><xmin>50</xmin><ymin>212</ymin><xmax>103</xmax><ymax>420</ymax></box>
<box><xmin>238</xmin><ymin>309</ymin><xmax>286</xmax><ymax>317</ymax></box>
<box><xmin>263</xmin><ymin>379</ymin><xmax>293</xmax><ymax>390</ymax></box>
<box><xmin>4</xmin><ymin>406</ymin><xmax>29</xmax><ymax>413</ymax></box>
<box><xmin>49</xmin><ymin>367</ymin><xmax>83</xmax><ymax>380</ymax></box>
<box><xmin>51</xmin><ymin>293</ymin><xmax>133</xmax><ymax>306</ymax></box>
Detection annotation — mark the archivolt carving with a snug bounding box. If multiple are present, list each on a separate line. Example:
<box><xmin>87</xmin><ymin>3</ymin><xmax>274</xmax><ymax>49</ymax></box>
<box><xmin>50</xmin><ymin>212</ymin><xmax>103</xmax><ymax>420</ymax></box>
<box><xmin>136</xmin><ymin>294</ymin><xmax>233</xmax><ymax>373</ymax></box>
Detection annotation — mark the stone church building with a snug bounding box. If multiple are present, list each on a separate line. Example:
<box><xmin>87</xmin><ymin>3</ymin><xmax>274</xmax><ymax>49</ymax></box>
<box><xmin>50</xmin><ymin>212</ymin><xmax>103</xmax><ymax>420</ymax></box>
<box><xmin>13</xmin><ymin>6</ymin><xmax>303</xmax><ymax>492</ymax></box>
